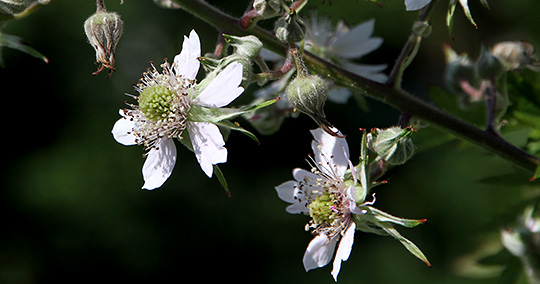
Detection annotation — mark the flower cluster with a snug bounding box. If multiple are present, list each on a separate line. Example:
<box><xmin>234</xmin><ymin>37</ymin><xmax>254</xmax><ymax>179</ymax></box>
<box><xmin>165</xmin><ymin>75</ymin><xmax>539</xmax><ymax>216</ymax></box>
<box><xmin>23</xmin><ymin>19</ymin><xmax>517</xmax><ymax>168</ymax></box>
<box><xmin>107</xmin><ymin>7</ymin><xmax>430</xmax><ymax>281</ymax></box>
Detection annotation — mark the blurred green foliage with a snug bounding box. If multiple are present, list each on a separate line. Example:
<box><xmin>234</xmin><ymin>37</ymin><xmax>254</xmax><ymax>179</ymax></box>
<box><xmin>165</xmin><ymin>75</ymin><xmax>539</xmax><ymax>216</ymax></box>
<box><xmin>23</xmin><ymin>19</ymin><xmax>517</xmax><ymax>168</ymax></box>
<box><xmin>2</xmin><ymin>0</ymin><xmax>540</xmax><ymax>283</ymax></box>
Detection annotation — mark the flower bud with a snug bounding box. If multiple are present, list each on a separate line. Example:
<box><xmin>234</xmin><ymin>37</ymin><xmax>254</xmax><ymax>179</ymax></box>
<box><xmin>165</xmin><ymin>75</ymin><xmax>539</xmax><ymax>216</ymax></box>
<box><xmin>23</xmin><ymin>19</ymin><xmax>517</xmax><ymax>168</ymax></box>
<box><xmin>286</xmin><ymin>73</ymin><xmax>342</xmax><ymax>136</ymax></box>
<box><xmin>274</xmin><ymin>9</ymin><xmax>306</xmax><ymax>43</ymax></box>
<box><xmin>491</xmin><ymin>41</ymin><xmax>538</xmax><ymax>71</ymax></box>
<box><xmin>443</xmin><ymin>45</ymin><xmax>477</xmax><ymax>94</ymax></box>
<box><xmin>222</xmin><ymin>34</ymin><xmax>263</xmax><ymax>59</ymax></box>
<box><xmin>84</xmin><ymin>9</ymin><xmax>123</xmax><ymax>76</ymax></box>
<box><xmin>253</xmin><ymin>0</ymin><xmax>282</xmax><ymax>20</ymax></box>
<box><xmin>0</xmin><ymin>0</ymin><xmax>47</xmax><ymax>16</ymax></box>
<box><xmin>476</xmin><ymin>45</ymin><xmax>505</xmax><ymax>80</ymax></box>
<box><xmin>367</xmin><ymin>126</ymin><xmax>415</xmax><ymax>165</ymax></box>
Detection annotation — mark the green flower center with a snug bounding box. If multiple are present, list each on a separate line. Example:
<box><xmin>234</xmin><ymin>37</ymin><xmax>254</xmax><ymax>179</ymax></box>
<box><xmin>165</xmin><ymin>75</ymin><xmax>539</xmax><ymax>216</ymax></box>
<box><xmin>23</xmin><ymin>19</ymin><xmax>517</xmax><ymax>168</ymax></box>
<box><xmin>308</xmin><ymin>192</ymin><xmax>337</xmax><ymax>225</ymax></box>
<box><xmin>138</xmin><ymin>85</ymin><xmax>176</xmax><ymax>121</ymax></box>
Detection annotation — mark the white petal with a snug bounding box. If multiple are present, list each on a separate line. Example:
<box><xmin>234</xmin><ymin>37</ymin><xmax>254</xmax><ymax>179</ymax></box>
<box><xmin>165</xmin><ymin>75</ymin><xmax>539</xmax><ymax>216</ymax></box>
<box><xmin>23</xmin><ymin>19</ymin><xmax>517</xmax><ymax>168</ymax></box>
<box><xmin>330</xmin><ymin>20</ymin><xmax>383</xmax><ymax>59</ymax></box>
<box><xmin>275</xmin><ymin>180</ymin><xmax>298</xmax><ymax>204</ymax></box>
<box><xmin>194</xmin><ymin>62</ymin><xmax>244</xmax><ymax>108</ymax></box>
<box><xmin>327</xmin><ymin>87</ymin><xmax>352</xmax><ymax>104</ymax></box>
<box><xmin>173</xmin><ymin>29</ymin><xmax>201</xmax><ymax>80</ymax></box>
<box><xmin>112</xmin><ymin>116</ymin><xmax>137</xmax><ymax>146</ymax></box>
<box><xmin>303</xmin><ymin>234</ymin><xmax>337</xmax><ymax>271</ymax></box>
<box><xmin>142</xmin><ymin>138</ymin><xmax>177</xmax><ymax>190</ymax></box>
<box><xmin>405</xmin><ymin>0</ymin><xmax>431</xmax><ymax>11</ymax></box>
<box><xmin>310</xmin><ymin>128</ymin><xmax>350</xmax><ymax>178</ymax></box>
<box><xmin>331</xmin><ymin>222</ymin><xmax>356</xmax><ymax>281</ymax></box>
<box><xmin>342</xmin><ymin>61</ymin><xmax>388</xmax><ymax>83</ymax></box>
<box><xmin>187</xmin><ymin>121</ymin><xmax>227</xmax><ymax>177</ymax></box>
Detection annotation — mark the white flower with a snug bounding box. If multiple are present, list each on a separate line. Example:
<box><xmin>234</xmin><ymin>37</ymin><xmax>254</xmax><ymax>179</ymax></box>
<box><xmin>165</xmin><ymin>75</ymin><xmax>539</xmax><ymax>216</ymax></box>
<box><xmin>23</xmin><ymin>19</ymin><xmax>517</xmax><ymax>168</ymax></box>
<box><xmin>304</xmin><ymin>15</ymin><xmax>387</xmax><ymax>84</ymax></box>
<box><xmin>112</xmin><ymin>30</ymin><xmax>244</xmax><ymax>190</ymax></box>
<box><xmin>275</xmin><ymin>128</ymin><xmax>362</xmax><ymax>281</ymax></box>
<box><xmin>405</xmin><ymin>0</ymin><xmax>431</xmax><ymax>11</ymax></box>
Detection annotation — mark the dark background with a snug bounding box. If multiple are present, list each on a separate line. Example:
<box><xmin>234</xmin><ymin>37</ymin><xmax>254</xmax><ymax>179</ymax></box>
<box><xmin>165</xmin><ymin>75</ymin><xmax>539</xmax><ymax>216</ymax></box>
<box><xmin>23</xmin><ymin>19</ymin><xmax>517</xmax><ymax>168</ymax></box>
<box><xmin>1</xmin><ymin>0</ymin><xmax>539</xmax><ymax>283</ymax></box>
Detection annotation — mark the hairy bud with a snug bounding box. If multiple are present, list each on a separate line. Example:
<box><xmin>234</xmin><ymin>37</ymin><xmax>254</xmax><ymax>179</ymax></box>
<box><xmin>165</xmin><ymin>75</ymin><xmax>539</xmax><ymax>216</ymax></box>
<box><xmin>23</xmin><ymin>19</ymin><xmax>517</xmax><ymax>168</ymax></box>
<box><xmin>253</xmin><ymin>0</ymin><xmax>282</xmax><ymax>19</ymax></box>
<box><xmin>0</xmin><ymin>0</ymin><xmax>48</xmax><ymax>16</ymax></box>
<box><xmin>367</xmin><ymin>126</ymin><xmax>415</xmax><ymax>165</ymax></box>
<box><xmin>222</xmin><ymin>34</ymin><xmax>263</xmax><ymax>59</ymax></box>
<box><xmin>476</xmin><ymin>45</ymin><xmax>505</xmax><ymax>80</ymax></box>
<box><xmin>274</xmin><ymin>9</ymin><xmax>306</xmax><ymax>43</ymax></box>
<box><xmin>84</xmin><ymin>9</ymin><xmax>123</xmax><ymax>76</ymax></box>
<box><xmin>492</xmin><ymin>41</ymin><xmax>539</xmax><ymax>71</ymax></box>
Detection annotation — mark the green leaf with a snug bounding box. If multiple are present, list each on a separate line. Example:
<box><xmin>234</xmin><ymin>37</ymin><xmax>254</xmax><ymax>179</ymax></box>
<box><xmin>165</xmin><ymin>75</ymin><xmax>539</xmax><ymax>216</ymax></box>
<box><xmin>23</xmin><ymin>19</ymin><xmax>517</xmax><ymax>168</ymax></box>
<box><xmin>0</xmin><ymin>33</ymin><xmax>48</xmax><ymax>64</ymax></box>
<box><xmin>213</xmin><ymin>164</ymin><xmax>230</xmax><ymax>197</ymax></box>
<box><xmin>366</xmin><ymin>206</ymin><xmax>427</xmax><ymax>228</ymax></box>
<box><xmin>188</xmin><ymin>98</ymin><xmax>279</xmax><ymax>123</ymax></box>
<box><xmin>378</xmin><ymin>222</ymin><xmax>432</xmax><ymax>267</ymax></box>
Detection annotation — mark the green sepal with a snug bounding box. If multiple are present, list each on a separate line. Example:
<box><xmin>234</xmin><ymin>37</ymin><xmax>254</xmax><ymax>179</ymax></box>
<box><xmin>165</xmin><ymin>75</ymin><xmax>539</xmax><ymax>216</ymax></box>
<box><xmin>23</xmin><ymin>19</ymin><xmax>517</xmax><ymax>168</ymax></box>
<box><xmin>446</xmin><ymin>0</ymin><xmax>457</xmax><ymax>36</ymax></box>
<box><xmin>187</xmin><ymin>98</ymin><xmax>279</xmax><ymax>123</ymax></box>
<box><xmin>0</xmin><ymin>33</ymin><xmax>48</xmax><ymax>66</ymax></box>
<box><xmin>355</xmin><ymin>129</ymin><xmax>370</xmax><ymax>203</ymax></box>
<box><xmin>532</xmin><ymin>166</ymin><xmax>540</xmax><ymax>181</ymax></box>
<box><xmin>366</xmin><ymin>206</ymin><xmax>427</xmax><ymax>228</ymax></box>
<box><xmin>213</xmin><ymin>164</ymin><xmax>230</xmax><ymax>197</ymax></box>
<box><xmin>216</xmin><ymin>120</ymin><xmax>260</xmax><ymax>144</ymax></box>
<box><xmin>377</xmin><ymin>221</ymin><xmax>432</xmax><ymax>267</ymax></box>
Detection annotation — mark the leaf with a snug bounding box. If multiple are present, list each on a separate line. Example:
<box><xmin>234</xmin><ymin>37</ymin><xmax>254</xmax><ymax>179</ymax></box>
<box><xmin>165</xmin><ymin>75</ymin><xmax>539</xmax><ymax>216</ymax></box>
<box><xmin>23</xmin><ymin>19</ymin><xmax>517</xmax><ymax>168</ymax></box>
<box><xmin>378</xmin><ymin>221</ymin><xmax>432</xmax><ymax>267</ymax></box>
<box><xmin>213</xmin><ymin>164</ymin><xmax>230</xmax><ymax>197</ymax></box>
<box><xmin>0</xmin><ymin>33</ymin><xmax>48</xmax><ymax>64</ymax></box>
<box><xmin>367</xmin><ymin>206</ymin><xmax>427</xmax><ymax>228</ymax></box>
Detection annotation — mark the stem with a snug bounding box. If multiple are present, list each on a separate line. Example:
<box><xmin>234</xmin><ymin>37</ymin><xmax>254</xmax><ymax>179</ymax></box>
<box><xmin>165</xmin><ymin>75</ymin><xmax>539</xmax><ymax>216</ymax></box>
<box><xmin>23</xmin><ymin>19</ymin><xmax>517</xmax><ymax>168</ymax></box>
<box><xmin>171</xmin><ymin>0</ymin><xmax>540</xmax><ymax>174</ymax></box>
<box><xmin>387</xmin><ymin>0</ymin><xmax>437</xmax><ymax>88</ymax></box>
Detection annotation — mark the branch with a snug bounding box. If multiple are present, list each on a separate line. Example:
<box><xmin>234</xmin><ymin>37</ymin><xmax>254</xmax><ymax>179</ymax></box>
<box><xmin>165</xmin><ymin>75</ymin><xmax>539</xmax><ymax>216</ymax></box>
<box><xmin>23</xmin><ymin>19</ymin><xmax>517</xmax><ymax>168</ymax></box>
<box><xmin>171</xmin><ymin>0</ymin><xmax>540</xmax><ymax>174</ymax></box>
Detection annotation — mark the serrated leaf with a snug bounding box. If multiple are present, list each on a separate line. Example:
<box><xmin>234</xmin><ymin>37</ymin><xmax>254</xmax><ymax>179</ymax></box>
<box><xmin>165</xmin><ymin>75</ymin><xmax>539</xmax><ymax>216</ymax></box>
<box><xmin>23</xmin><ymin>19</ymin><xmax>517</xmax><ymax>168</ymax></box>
<box><xmin>0</xmin><ymin>33</ymin><xmax>48</xmax><ymax>64</ymax></box>
<box><xmin>213</xmin><ymin>164</ymin><xmax>230</xmax><ymax>197</ymax></box>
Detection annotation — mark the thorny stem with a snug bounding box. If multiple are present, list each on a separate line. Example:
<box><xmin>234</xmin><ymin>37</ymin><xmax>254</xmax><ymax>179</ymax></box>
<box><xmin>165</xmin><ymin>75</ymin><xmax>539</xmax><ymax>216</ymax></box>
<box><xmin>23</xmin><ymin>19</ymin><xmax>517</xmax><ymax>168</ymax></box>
<box><xmin>171</xmin><ymin>0</ymin><xmax>540</xmax><ymax>174</ymax></box>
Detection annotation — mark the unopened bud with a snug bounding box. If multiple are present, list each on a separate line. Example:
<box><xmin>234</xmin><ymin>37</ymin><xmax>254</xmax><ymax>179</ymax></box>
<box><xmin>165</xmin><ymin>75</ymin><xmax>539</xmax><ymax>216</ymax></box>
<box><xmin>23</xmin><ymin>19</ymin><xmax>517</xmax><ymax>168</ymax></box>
<box><xmin>492</xmin><ymin>41</ymin><xmax>538</xmax><ymax>71</ymax></box>
<box><xmin>443</xmin><ymin>45</ymin><xmax>477</xmax><ymax>93</ymax></box>
<box><xmin>274</xmin><ymin>9</ymin><xmax>306</xmax><ymax>43</ymax></box>
<box><xmin>286</xmin><ymin>73</ymin><xmax>341</xmax><ymax>136</ymax></box>
<box><xmin>84</xmin><ymin>9</ymin><xmax>123</xmax><ymax>76</ymax></box>
<box><xmin>253</xmin><ymin>0</ymin><xmax>282</xmax><ymax>20</ymax></box>
<box><xmin>0</xmin><ymin>0</ymin><xmax>47</xmax><ymax>16</ymax></box>
<box><xmin>476</xmin><ymin>45</ymin><xmax>505</xmax><ymax>80</ymax></box>
<box><xmin>367</xmin><ymin>126</ymin><xmax>415</xmax><ymax>165</ymax></box>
